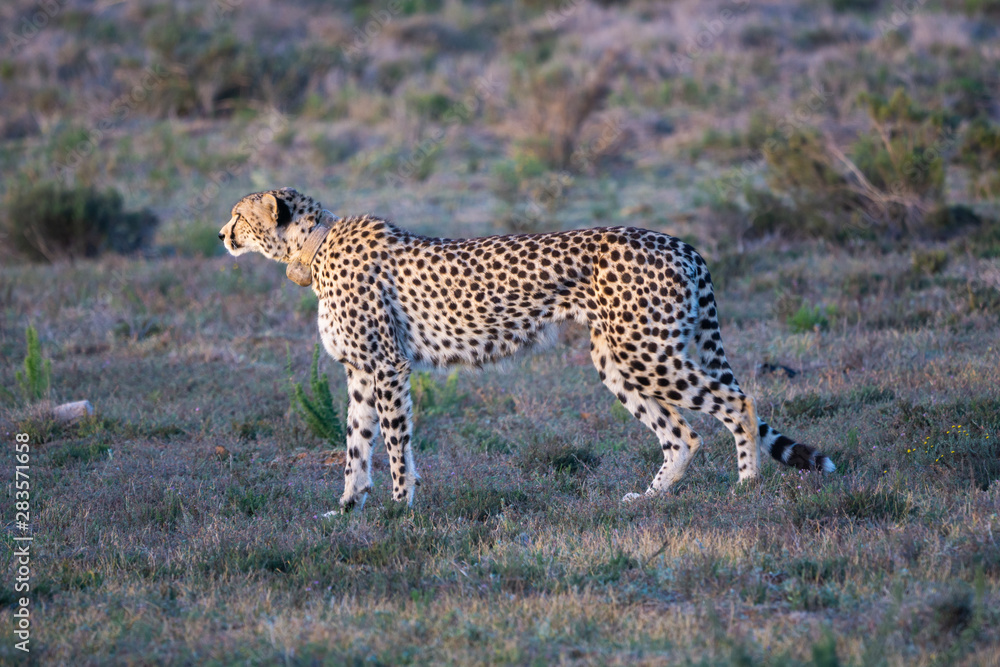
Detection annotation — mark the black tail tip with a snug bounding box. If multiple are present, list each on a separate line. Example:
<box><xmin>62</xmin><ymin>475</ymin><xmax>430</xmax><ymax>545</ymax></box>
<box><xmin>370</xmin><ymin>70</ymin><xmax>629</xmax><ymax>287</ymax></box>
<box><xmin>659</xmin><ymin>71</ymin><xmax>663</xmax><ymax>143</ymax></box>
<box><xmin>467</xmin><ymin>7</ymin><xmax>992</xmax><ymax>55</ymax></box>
<box><xmin>788</xmin><ymin>444</ymin><xmax>836</xmax><ymax>472</ymax></box>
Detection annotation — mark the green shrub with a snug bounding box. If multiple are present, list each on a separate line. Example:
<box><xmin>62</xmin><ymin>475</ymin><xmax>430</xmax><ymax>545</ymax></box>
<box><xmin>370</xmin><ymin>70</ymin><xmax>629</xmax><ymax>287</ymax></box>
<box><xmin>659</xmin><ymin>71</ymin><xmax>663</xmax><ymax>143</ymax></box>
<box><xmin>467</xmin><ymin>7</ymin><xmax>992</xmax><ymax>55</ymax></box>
<box><xmin>960</xmin><ymin>0</ymin><xmax>1000</xmax><ymax>16</ymax></box>
<box><xmin>829</xmin><ymin>0</ymin><xmax>880</xmax><ymax>11</ymax></box>
<box><xmin>375</xmin><ymin>61</ymin><xmax>413</xmax><ymax>94</ymax></box>
<box><xmin>787</xmin><ymin>303</ymin><xmax>835</xmax><ymax>333</ymax></box>
<box><xmin>490</xmin><ymin>160</ymin><xmax>522</xmax><ymax>204</ymax></box>
<box><xmin>403</xmin><ymin>144</ymin><xmax>440</xmax><ymax>182</ymax></box>
<box><xmin>921</xmin><ymin>204</ymin><xmax>982</xmax><ymax>240</ymax></box>
<box><xmin>518</xmin><ymin>434</ymin><xmax>601</xmax><ymax>476</ymax></box>
<box><xmin>509</xmin><ymin>51</ymin><xmax>621</xmax><ymax>170</ymax></box>
<box><xmin>964</xmin><ymin>217</ymin><xmax>1000</xmax><ymax>258</ymax></box>
<box><xmin>226</xmin><ymin>487</ymin><xmax>270</xmax><ymax>517</ymax></box>
<box><xmin>578</xmin><ymin>550</ymin><xmax>639</xmax><ymax>585</ymax></box>
<box><xmin>793</xmin><ymin>27</ymin><xmax>845</xmax><ymax>50</ymax></box>
<box><xmin>959</xmin><ymin>119</ymin><xmax>1000</xmax><ymax>198</ymax></box>
<box><xmin>744</xmin><ymin>188</ymin><xmax>827</xmax><ymax>240</ymax></box>
<box><xmin>854</xmin><ymin>89</ymin><xmax>951</xmax><ymax>196</ymax></box>
<box><xmin>759</xmin><ymin>90</ymin><xmax>959</xmax><ymax>241</ymax></box>
<box><xmin>782</xmin><ymin>393</ymin><xmax>842</xmax><ymax>420</ymax></box>
<box><xmin>296</xmin><ymin>291</ymin><xmax>319</xmax><ymax>320</ymax></box>
<box><xmin>16</xmin><ymin>325</ymin><xmax>51</xmax><ymax>402</ymax></box>
<box><xmin>850</xmin><ymin>386</ymin><xmax>895</xmax><ymax>405</ymax></box>
<box><xmin>140</xmin><ymin>8</ymin><xmax>342</xmax><ymax>117</ymax></box>
<box><xmin>232</xmin><ymin>418</ymin><xmax>274</xmax><ymax>442</ymax></box>
<box><xmin>288</xmin><ymin>345</ymin><xmax>345</xmax><ymax>448</ymax></box>
<box><xmin>491</xmin><ymin>154</ymin><xmax>573</xmax><ymax>234</ymax></box>
<box><xmin>3</xmin><ymin>182</ymin><xmax>158</xmax><ymax>262</ymax></box>
<box><xmin>310</xmin><ymin>134</ymin><xmax>360</xmax><ymax>167</ymax></box>
<box><xmin>739</xmin><ymin>25</ymin><xmax>778</xmax><ymax>49</ymax></box>
<box><xmin>174</xmin><ymin>223</ymin><xmax>225</xmax><ymax>258</ymax></box>
<box><xmin>911</xmin><ymin>248</ymin><xmax>949</xmax><ymax>275</ymax></box>
<box><xmin>760</xmin><ymin>130</ymin><xmax>865</xmax><ymax>240</ymax></box>
<box><xmin>349</xmin><ymin>146</ymin><xmax>403</xmax><ymax>185</ymax></box>
<box><xmin>788</xmin><ymin>556</ymin><xmax>849</xmax><ymax>585</ymax></box>
<box><xmin>490</xmin><ymin>156</ymin><xmax>560</xmax><ymax>204</ymax></box>
<box><xmin>406</xmin><ymin>91</ymin><xmax>455</xmax><ymax>122</ymax></box>
<box><xmin>840</xmin><ymin>486</ymin><xmax>911</xmax><ymax>522</ymax></box>
<box><xmin>411</xmin><ymin>370</ymin><xmax>464</xmax><ymax>417</ymax></box>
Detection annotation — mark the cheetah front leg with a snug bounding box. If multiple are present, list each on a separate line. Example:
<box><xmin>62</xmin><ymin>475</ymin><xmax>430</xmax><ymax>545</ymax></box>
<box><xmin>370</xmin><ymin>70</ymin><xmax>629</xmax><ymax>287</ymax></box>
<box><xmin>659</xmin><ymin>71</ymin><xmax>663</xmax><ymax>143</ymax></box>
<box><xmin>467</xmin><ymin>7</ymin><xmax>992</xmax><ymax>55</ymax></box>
<box><xmin>375</xmin><ymin>359</ymin><xmax>420</xmax><ymax>506</ymax></box>
<box><xmin>338</xmin><ymin>366</ymin><xmax>379</xmax><ymax>513</ymax></box>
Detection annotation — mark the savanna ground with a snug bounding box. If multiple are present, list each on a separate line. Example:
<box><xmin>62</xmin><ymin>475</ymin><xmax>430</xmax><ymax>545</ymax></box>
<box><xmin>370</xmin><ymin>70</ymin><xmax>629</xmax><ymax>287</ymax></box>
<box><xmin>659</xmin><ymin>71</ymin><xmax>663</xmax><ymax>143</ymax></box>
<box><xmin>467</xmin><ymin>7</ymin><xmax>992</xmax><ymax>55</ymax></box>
<box><xmin>2</xmin><ymin>0</ymin><xmax>1000</xmax><ymax>664</ymax></box>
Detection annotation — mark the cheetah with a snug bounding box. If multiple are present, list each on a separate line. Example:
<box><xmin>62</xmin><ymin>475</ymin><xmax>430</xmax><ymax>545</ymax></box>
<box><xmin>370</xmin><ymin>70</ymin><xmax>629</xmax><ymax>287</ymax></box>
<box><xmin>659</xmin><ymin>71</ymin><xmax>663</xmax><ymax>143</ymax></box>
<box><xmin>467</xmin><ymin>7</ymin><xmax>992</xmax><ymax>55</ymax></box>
<box><xmin>219</xmin><ymin>188</ymin><xmax>834</xmax><ymax>512</ymax></box>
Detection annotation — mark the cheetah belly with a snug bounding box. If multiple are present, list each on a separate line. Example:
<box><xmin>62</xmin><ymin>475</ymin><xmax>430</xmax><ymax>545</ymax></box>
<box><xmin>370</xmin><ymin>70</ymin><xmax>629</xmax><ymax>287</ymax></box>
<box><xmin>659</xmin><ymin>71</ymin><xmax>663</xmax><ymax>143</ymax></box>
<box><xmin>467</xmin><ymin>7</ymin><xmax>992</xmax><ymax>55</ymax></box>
<box><xmin>395</xmin><ymin>281</ymin><xmax>569</xmax><ymax>367</ymax></box>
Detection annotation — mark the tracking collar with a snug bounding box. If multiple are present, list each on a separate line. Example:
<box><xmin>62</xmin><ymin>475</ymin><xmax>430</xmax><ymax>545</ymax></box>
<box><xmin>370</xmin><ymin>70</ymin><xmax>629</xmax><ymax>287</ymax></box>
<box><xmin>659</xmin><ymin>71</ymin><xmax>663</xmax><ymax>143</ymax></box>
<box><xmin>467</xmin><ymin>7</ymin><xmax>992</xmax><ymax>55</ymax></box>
<box><xmin>286</xmin><ymin>210</ymin><xmax>337</xmax><ymax>286</ymax></box>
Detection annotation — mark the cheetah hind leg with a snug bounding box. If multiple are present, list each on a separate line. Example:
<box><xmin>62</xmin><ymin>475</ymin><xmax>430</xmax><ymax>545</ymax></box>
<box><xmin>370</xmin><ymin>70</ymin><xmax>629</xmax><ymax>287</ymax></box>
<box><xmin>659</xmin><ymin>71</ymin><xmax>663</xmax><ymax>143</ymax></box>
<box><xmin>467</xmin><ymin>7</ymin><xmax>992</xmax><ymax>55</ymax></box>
<box><xmin>621</xmin><ymin>402</ymin><xmax>705</xmax><ymax>503</ymax></box>
<box><xmin>618</xmin><ymin>404</ymin><xmax>704</xmax><ymax>503</ymax></box>
<box><xmin>670</xmin><ymin>374</ymin><xmax>762</xmax><ymax>486</ymax></box>
<box><xmin>590</xmin><ymin>329</ymin><xmax>701</xmax><ymax>502</ymax></box>
<box><xmin>687</xmin><ymin>279</ymin><xmax>763</xmax><ymax>485</ymax></box>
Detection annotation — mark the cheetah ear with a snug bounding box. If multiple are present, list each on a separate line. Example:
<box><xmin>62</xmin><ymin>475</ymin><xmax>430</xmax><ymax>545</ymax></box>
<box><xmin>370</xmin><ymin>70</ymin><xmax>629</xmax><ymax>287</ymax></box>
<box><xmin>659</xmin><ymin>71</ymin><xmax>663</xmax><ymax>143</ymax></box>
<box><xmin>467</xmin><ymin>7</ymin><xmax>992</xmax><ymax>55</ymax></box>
<box><xmin>260</xmin><ymin>193</ymin><xmax>279</xmax><ymax>226</ymax></box>
<box><xmin>261</xmin><ymin>193</ymin><xmax>293</xmax><ymax>228</ymax></box>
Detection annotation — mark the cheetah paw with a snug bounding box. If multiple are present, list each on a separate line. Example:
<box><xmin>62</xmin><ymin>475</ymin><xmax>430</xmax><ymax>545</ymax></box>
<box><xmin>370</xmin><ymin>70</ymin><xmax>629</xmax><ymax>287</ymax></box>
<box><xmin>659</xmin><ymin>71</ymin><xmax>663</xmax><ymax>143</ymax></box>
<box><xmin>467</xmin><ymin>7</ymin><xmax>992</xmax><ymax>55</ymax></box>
<box><xmin>338</xmin><ymin>492</ymin><xmax>368</xmax><ymax>514</ymax></box>
<box><xmin>621</xmin><ymin>492</ymin><xmax>645</xmax><ymax>503</ymax></box>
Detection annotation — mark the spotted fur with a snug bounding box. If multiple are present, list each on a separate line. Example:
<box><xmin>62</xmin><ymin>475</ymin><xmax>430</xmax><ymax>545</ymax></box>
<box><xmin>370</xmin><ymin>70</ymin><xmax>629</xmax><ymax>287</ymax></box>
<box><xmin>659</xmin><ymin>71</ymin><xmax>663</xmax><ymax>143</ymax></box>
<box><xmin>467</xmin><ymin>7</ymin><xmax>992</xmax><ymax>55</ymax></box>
<box><xmin>220</xmin><ymin>188</ymin><xmax>835</xmax><ymax>512</ymax></box>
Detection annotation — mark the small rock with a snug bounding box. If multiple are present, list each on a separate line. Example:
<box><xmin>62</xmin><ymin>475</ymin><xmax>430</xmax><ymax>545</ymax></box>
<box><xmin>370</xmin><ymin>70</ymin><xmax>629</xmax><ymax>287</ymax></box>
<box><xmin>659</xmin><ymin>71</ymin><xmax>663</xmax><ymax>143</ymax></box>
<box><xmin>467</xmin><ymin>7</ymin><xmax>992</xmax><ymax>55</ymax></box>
<box><xmin>52</xmin><ymin>400</ymin><xmax>94</xmax><ymax>423</ymax></box>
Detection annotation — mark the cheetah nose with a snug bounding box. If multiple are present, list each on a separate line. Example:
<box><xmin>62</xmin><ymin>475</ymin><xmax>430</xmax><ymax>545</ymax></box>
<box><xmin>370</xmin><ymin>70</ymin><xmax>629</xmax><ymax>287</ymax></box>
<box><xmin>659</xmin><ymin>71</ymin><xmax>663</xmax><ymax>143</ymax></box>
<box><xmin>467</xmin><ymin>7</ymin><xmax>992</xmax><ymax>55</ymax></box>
<box><xmin>218</xmin><ymin>232</ymin><xmax>225</xmax><ymax>240</ymax></box>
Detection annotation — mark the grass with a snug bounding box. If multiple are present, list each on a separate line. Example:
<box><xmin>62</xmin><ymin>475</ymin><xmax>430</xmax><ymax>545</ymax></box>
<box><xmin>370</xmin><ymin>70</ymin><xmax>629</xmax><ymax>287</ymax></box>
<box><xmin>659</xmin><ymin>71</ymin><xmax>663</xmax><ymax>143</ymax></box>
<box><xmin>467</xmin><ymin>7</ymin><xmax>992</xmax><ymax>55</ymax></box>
<box><xmin>2</xmin><ymin>236</ymin><xmax>998</xmax><ymax>663</ymax></box>
<box><xmin>1</xmin><ymin>0</ymin><xmax>999</xmax><ymax>663</ymax></box>
<box><xmin>15</xmin><ymin>324</ymin><xmax>50</xmax><ymax>402</ymax></box>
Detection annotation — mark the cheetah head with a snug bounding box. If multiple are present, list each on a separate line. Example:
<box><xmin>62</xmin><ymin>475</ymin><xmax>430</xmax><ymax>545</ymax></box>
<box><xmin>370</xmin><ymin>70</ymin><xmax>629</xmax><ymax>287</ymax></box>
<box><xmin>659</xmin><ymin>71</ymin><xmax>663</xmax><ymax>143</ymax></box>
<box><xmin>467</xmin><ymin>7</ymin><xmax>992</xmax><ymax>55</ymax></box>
<box><xmin>219</xmin><ymin>188</ymin><xmax>325</xmax><ymax>263</ymax></box>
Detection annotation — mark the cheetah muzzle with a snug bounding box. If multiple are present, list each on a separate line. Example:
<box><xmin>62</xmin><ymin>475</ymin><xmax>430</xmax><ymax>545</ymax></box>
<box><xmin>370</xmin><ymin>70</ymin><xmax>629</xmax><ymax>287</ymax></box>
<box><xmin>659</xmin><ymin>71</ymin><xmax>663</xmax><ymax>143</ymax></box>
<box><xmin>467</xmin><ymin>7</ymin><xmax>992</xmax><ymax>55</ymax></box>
<box><xmin>220</xmin><ymin>188</ymin><xmax>835</xmax><ymax>513</ymax></box>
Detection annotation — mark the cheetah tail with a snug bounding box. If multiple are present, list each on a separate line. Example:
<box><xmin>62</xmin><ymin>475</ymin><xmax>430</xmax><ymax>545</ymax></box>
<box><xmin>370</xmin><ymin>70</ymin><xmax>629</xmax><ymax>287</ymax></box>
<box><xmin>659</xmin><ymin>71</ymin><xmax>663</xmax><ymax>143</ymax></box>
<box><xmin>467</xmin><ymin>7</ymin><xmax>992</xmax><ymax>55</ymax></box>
<box><xmin>757</xmin><ymin>421</ymin><xmax>836</xmax><ymax>473</ymax></box>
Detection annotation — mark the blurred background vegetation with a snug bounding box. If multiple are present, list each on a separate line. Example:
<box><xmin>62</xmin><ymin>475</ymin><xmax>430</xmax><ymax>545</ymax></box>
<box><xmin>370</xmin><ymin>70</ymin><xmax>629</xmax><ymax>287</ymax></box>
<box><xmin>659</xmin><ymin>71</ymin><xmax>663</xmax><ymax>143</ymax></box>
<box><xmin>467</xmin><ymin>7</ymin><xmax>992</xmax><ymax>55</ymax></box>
<box><xmin>2</xmin><ymin>4</ymin><xmax>999</xmax><ymax>662</ymax></box>
<box><xmin>0</xmin><ymin>0</ymin><xmax>997</xmax><ymax>262</ymax></box>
